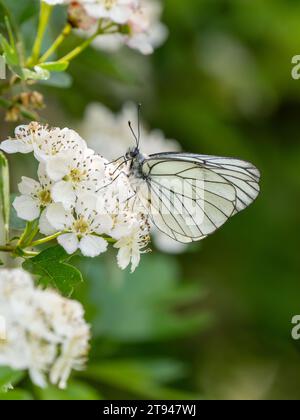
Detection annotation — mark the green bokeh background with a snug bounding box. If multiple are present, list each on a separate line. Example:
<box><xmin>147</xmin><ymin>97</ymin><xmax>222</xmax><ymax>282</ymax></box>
<box><xmin>1</xmin><ymin>0</ymin><xmax>300</xmax><ymax>400</ymax></box>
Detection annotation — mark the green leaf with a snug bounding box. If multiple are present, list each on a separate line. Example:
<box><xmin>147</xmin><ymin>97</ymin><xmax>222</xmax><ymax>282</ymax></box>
<box><xmin>0</xmin><ymin>152</ymin><xmax>10</xmax><ymax>244</ymax></box>
<box><xmin>0</xmin><ymin>34</ymin><xmax>18</xmax><ymax>66</ymax></box>
<box><xmin>6</xmin><ymin>0</ymin><xmax>39</xmax><ymax>26</ymax></box>
<box><xmin>39</xmin><ymin>61</ymin><xmax>69</xmax><ymax>72</ymax></box>
<box><xmin>0</xmin><ymin>367</ymin><xmax>24</xmax><ymax>390</ymax></box>
<box><xmin>35</xmin><ymin>381</ymin><xmax>102</xmax><ymax>401</ymax></box>
<box><xmin>23</xmin><ymin>245</ymin><xmax>83</xmax><ymax>295</ymax></box>
<box><xmin>0</xmin><ymin>1</ymin><xmax>21</xmax><ymax>34</ymax></box>
<box><xmin>40</xmin><ymin>71</ymin><xmax>73</xmax><ymax>88</ymax></box>
<box><xmin>0</xmin><ymin>16</ymin><xmax>24</xmax><ymax>79</ymax></box>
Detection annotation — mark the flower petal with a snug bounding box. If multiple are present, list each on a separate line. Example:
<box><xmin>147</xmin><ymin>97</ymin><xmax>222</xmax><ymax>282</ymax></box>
<box><xmin>0</xmin><ymin>140</ymin><xmax>33</xmax><ymax>154</ymax></box>
<box><xmin>51</xmin><ymin>181</ymin><xmax>76</xmax><ymax>210</ymax></box>
<box><xmin>116</xmin><ymin>246</ymin><xmax>131</xmax><ymax>270</ymax></box>
<box><xmin>44</xmin><ymin>156</ymin><xmax>71</xmax><ymax>181</ymax></box>
<box><xmin>92</xmin><ymin>214</ymin><xmax>114</xmax><ymax>235</ymax></box>
<box><xmin>58</xmin><ymin>233</ymin><xmax>79</xmax><ymax>254</ymax></box>
<box><xmin>75</xmin><ymin>193</ymin><xmax>98</xmax><ymax>218</ymax></box>
<box><xmin>38</xmin><ymin>164</ymin><xmax>52</xmax><ymax>187</ymax></box>
<box><xmin>13</xmin><ymin>196</ymin><xmax>40</xmax><ymax>221</ymax></box>
<box><xmin>45</xmin><ymin>203</ymin><xmax>74</xmax><ymax>231</ymax></box>
<box><xmin>39</xmin><ymin>210</ymin><xmax>57</xmax><ymax>236</ymax></box>
<box><xmin>79</xmin><ymin>235</ymin><xmax>108</xmax><ymax>257</ymax></box>
<box><xmin>18</xmin><ymin>177</ymin><xmax>40</xmax><ymax>196</ymax></box>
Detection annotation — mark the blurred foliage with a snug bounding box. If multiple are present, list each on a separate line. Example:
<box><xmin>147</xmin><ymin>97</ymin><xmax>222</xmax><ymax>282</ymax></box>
<box><xmin>75</xmin><ymin>253</ymin><xmax>210</xmax><ymax>342</ymax></box>
<box><xmin>1</xmin><ymin>0</ymin><xmax>300</xmax><ymax>400</ymax></box>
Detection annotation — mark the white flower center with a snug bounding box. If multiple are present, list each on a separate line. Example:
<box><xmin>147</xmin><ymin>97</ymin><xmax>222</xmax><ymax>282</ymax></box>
<box><xmin>65</xmin><ymin>168</ymin><xmax>87</xmax><ymax>184</ymax></box>
<box><xmin>104</xmin><ymin>0</ymin><xmax>116</xmax><ymax>10</ymax></box>
<box><xmin>38</xmin><ymin>189</ymin><xmax>52</xmax><ymax>206</ymax></box>
<box><xmin>73</xmin><ymin>217</ymin><xmax>90</xmax><ymax>235</ymax></box>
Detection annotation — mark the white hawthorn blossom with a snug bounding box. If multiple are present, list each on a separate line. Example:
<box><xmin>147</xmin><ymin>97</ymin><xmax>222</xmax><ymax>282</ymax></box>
<box><xmin>125</xmin><ymin>0</ymin><xmax>168</xmax><ymax>54</ymax></box>
<box><xmin>45</xmin><ymin>194</ymin><xmax>113</xmax><ymax>257</ymax></box>
<box><xmin>32</xmin><ymin>128</ymin><xmax>88</xmax><ymax>175</ymax></box>
<box><xmin>92</xmin><ymin>0</ymin><xmax>167</xmax><ymax>54</ymax></box>
<box><xmin>0</xmin><ymin>268</ymin><xmax>90</xmax><ymax>389</ymax></box>
<box><xmin>40</xmin><ymin>0</ymin><xmax>167</xmax><ymax>54</ymax></box>
<box><xmin>83</xmin><ymin>0</ymin><xmax>137</xmax><ymax>23</ymax></box>
<box><xmin>0</xmin><ymin>122</ymin><xmax>52</xmax><ymax>154</ymax></box>
<box><xmin>13</xmin><ymin>165</ymin><xmax>53</xmax><ymax>222</ymax></box>
<box><xmin>49</xmin><ymin>151</ymin><xmax>106</xmax><ymax>210</ymax></box>
<box><xmin>114</xmin><ymin>219</ymin><xmax>150</xmax><ymax>272</ymax></box>
<box><xmin>0</xmin><ymin>123</ymin><xmax>87</xmax><ymax>164</ymax></box>
<box><xmin>98</xmin><ymin>171</ymin><xmax>151</xmax><ymax>270</ymax></box>
<box><xmin>42</xmin><ymin>0</ymin><xmax>135</xmax><ymax>23</ymax></box>
<box><xmin>1</xmin><ymin>120</ymin><xmax>154</xmax><ymax>271</ymax></box>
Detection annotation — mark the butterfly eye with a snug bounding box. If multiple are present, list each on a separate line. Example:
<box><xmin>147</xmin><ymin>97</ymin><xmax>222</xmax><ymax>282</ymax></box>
<box><xmin>126</xmin><ymin>147</ymin><xmax>139</xmax><ymax>160</ymax></box>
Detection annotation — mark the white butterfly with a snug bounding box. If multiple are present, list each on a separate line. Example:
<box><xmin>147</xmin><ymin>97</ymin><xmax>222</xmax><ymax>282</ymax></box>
<box><xmin>115</xmin><ymin>116</ymin><xmax>260</xmax><ymax>244</ymax></box>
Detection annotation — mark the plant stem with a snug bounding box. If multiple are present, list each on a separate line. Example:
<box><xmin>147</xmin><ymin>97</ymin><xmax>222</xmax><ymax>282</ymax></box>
<box><xmin>27</xmin><ymin>3</ymin><xmax>53</xmax><ymax>66</ymax></box>
<box><xmin>103</xmin><ymin>236</ymin><xmax>117</xmax><ymax>244</ymax></box>
<box><xmin>0</xmin><ymin>245</ymin><xmax>14</xmax><ymax>253</ymax></box>
<box><xmin>57</xmin><ymin>23</ymin><xmax>119</xmax><ymax>64</ymax></box>
<box><xmin>58</xmin><ymin>31</ymin><xmax>101</xmax><ymax>63</ymax></box>
<box><xmin>17</xmin><ymin>220</ymin><xmax>40</xmax><ymax>249</ymax></box>
<box><xmin>29</xmin><ymin>231</ymin><xmax>65</xmax><ymax>248</ymax></box>
<box><xmin>0</xmin><ymin>245</ymin><xmax>37</xmax><ymax>258</ymax></box>
<box><xmin>22</xmin><ymin>250</ymin><xmax>39</xmax><ymax>257</ymax></box>
<box><xmin>39</xmin><ymin>23</ymin><xmax>72</xmax><ymax>63</ymax></box>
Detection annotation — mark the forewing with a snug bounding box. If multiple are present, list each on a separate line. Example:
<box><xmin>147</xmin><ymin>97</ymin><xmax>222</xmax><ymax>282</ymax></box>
<box><xmin>148</xmin><ymin>153</ymin><xmax>261</xmax><ymax>213</ymax></box>
<box><xmin>135</xmin><ymin>154</ymin><xmax>260</xmax><ymax>243</ymax></box>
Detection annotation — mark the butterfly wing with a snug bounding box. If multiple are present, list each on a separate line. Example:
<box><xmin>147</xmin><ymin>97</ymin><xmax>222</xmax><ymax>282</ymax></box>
<box><xmin>133</xmin><ymin>153</ymin><xmax>260</xmax><ymax>243</ymax></box>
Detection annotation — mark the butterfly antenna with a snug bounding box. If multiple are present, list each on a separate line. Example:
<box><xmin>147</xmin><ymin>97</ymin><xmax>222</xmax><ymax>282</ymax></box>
<box><xmin>137</xmin><ymin>103</ymin><xmax>142</xmax><ymax>148</ymax></box>
<box><xmin>128</xmin><ymin>120</ymin><xmax>139</xmax><ymax>148</ymax></box>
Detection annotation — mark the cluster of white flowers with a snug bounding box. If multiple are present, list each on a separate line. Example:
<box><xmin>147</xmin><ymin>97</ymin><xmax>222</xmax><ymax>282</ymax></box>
<box><xmin>0</xmin><ymin>121</ymin><xmax>150</xmax><ymax>272</ymax></box>
<box><xmin>79</xmin><ymin>102</ymin><xmax>187</xmax><ymax>254</ymax></box>
<box><xmin>0</xmin><ymin>268</ymin><xmax>90</xmax><ymax>389</ymax></box>
<box><xmin>42</xmin><ymin>0</ymin><xmax>167</xmax><ymax>55</ymax></box>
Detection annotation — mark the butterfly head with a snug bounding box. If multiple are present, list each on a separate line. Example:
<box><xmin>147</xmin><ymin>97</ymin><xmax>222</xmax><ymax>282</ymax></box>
<box><xmin>126</xmin><ymin>146</ymin><xmax>140</xmax><ymax>161</ymax></box>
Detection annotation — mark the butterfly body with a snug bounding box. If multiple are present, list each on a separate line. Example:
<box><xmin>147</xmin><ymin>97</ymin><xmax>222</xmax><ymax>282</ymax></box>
<box><xmin>126</xmin><ymin>147</ymin><xmax>148</xmax><ymax>180</ymax></box>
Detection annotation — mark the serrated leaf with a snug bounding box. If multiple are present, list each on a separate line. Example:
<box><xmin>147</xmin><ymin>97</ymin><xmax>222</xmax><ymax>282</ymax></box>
<box><xmin>39</xmin><ymin>61</ymin><xmax>69</xmax><ymax>72</ymax></box>
<box><xmin>0</xmin><ymin>152</ymin><xmax>10</xmax><ymax>244</ymax></box>
<box><xmin>23</xmin><ymin>245</ymin><xmax>83</xmax><ymax>295</ymax></box>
